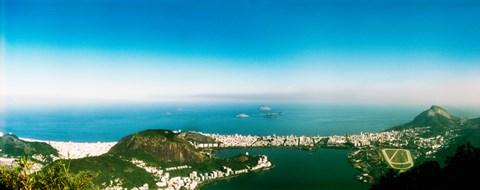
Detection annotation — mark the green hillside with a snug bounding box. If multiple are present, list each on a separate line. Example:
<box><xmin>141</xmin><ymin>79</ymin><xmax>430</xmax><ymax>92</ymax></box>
<box><xmin>0</xmin><ymin>134</ymin><xmax>58</xmax><ymax>163</ymax></box>
<box><xmin>435</xmin><ymin>117</ymin><xmax>480</xmax><ymax>159</ymax></box>
<box><xmin>389</xmin><ymin>105</ymin><xmax>462</xmax><ymax>137</ymax></box>
<box><xmin>67</xmin><ymin>154</ymin><xmax>157</xmax><ymax>188</ymax></box>
<box><xmin>455</xmin><ymin>118</ymin><xmax>480</xmax><ymax>147</ymax></box>
<box><xmin>68</xmin><ymin>129</ymin><xmax>267</xmax><ymax>188</ymax></box>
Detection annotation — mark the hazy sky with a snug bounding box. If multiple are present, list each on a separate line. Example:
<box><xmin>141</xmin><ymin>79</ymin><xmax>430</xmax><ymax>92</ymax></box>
<box><xmin>2</xmin><ymin>0</ymin><xmax>480</xmax><ymax>105</ymax></box>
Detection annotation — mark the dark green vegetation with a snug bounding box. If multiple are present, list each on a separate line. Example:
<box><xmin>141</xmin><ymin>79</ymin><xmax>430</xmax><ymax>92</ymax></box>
<box><xmin>0</xmin><ymin>157</ymin><xmax>95</xmax><ymax>190</ymax></box>
<box><xmin>390</xmin><ymin>150</ymin><xmax>408</xmax><ymax>163</ymax></box>
<box><xmin>434</xmin><ymin>109</ymin><xmax>480</xmax><ymax>161</ymax></box>
<box><xmin>390</xmin><ymin>105</ymin><xmax>462</xmax><ymax>137</ymax></box>
<box><xmin>67</xmin><ymin>154</ymin><xmax>157</xmax><ymax>188</ymax></box>
<box><xmin>384</xmin><ymin>150</ymin><xmax>395</xmax><ymax>158</ymax></box>
<box><xmin>67</xmin><ymin>129</ymin><xmax>266</xmax><ymax>188</ymax></box>
<box><xmin>450</xmin><ymin>117</ymin><xmax>480</xmax><ymax>147</ymax></box>
<box><xmin>372</xmin><ymin>143</ymin><xmax>480</xmax><ymax>190</ymax></box>
<box><xmin>0</xmin><ymin>134</ymin><xmax>58</xmax><ymax>163</ymax></box>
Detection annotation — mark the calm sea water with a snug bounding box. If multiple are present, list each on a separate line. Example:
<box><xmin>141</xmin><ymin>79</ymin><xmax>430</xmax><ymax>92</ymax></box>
<box><xmin>205</xmin><ymin>148</ymin><xmax>369</xmax><ymax>190</ymax></box>
<box><xmin>0</xmin><ymin>103</ymin><xmax>445</xmax><ymax>190</ymax></box>
<box><xmin>2</xmin><ymin>103</ymin><xmax>425</xmax><ymax>142</ymax></box>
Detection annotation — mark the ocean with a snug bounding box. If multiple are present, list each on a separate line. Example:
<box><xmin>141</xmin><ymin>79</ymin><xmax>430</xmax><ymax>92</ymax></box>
<box><xmin>0</xmin><ymin>103</ymin><xmax>449</xmax><ymax>190</ymax></box>
<box><xmin>3</xmin><ymin>103</ymin><xmax>425</xmax><ymax>142</ymax></box>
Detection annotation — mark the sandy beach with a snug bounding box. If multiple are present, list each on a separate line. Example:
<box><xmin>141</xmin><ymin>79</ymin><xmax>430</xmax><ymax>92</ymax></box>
<box><xmin>20</xmin><ymin>138</ymin><xmax>117</xmax><ymax>159</ymax></box>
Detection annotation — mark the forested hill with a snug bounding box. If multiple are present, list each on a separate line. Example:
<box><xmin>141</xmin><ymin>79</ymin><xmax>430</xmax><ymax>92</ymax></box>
<box><xmin>0</xmin><ymin>134</ymin><xmax>58</xmax><ymax>162</ymax></box>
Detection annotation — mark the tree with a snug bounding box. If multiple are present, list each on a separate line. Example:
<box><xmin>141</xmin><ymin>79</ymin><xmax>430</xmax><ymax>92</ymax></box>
<box><xmin>0</xmin><ymin>157</ymin><xmax>97</xmax><ymax>190</ymax></box>
<box><xmin>371</xmin><ymin>143</ymin><xmax>480</xmax><ymax>190</ymax></box>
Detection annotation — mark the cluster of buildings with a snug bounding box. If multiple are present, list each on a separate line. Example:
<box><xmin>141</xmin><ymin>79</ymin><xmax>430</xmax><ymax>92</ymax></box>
<box><xmin>346</xmin><ymin>128</ymin><xmax>459</xmax><ymax>183</ymax></box>
<box><xmin>202</xmin><ymin>133</ymin><xmax>325</xmax><ymax>148</ymax></box>
<box><xmin>326</xmin><ymin>128</ymin><xmax>453</xmax><ymax>152</ymax></box>
<box><xmin>251</xmin><ymin>155</ymin><xmax>272</xmax><ymax>170</ymax></box>
<box><xmin>347</xmin><ymin>128</ymin><xmax>454</xmax><ymax>153</ymax></box>
<box><xmin>201</xmin><ymin>131</ymin><xmax>421</xmax><ymax>149</ymax></box>
<box><xmin>44</xmin><ymin>141</ymin><xmax>117</xmax><ymax>159</ymax></box>
<box><xmin>119</xmin><ymin>155</ymin><xmax>272</xmax><ymax>190</ymax></box>
<box><xmin>326</xmin><ymin>130</ymin><xmax>414</xmax><ymax>148</ymax></box>
<box><xmin>165</xmin><ymin>165</ymin><xmax>191</xmax><ymax>171</ymax></box>
<box><xmin>200</xmin><ymin>130</ymin><xmax>443</xmax><ymax>150</ymax></box>
<box><xmin>20</xmin><ymin>137</ymin><xmax>117</xmax><ymax>159</ymax></box>
<box><xmin>201</xmin><ymin>130</ymin><xmax>417</xmax><ymax>149</ymax></box>
<box><xmin>192</xmin><ymin>142</ymin><xmax>219</xmax><ymax>148</ymax></box>
<box><xmin>325</xmin><ymin>135</ymin><xmax>348</xmax><ymax>146</ymax></box>
<box><xmin>105</xmin><ymin>178</ymin><xmax>148</xmax><ymax>190</ymax></box>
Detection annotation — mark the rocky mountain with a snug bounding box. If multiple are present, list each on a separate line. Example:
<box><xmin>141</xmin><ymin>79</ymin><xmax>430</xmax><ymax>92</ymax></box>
<box><xmin>68</xmin><ymin>129</ymin><xmax>267</xmax><ymax>189</ymax></box>
<box><xmin>0</xmin><ymin>134</ymin><xmax>58</xmax><ymax>162</ymax></box>
<box><xmin>108</xmin><ymin>129</ymin><xmax>207</xmax><ymax>164</ymax></box>
<box><xmin>389</xmin><ymin>105</ymin><xmax>461</xmax><ymax>136</ymax></box>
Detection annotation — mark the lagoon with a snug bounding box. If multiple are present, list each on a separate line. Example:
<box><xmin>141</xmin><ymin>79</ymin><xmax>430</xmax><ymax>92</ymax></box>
<box><xmin>205</xmin><ymin>148</ymin><xmax>369</xmax><ymax>190</ymax></box>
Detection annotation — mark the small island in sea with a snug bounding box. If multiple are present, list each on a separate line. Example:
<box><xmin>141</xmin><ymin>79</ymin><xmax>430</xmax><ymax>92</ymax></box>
<box><xmin>236</xmin><ymin>114</ymin><xmax>250</xmax><ymax>118</ymax></box>
<box><xmin>257</xmin><ymin>105</ymin><xmax>272</xmax><ymax>111</ymax></box>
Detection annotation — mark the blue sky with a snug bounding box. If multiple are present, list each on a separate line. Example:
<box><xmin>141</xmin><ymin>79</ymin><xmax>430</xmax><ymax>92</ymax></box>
<box><xmin>1</xmin><ymin>0</ymin><xmax>480</xmax><ymax>105</ymax></box>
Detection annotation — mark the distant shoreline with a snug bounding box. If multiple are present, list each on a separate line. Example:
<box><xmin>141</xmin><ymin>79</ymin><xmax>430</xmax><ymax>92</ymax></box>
<box><xmin>18</xmin><ymin>137</ymin><xmax>117</xmax><ymax>144</ymax></box>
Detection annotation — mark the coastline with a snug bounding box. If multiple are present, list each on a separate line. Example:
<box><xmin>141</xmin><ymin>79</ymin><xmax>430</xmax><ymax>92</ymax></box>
<box><xmin>196</xmin><ymin>166</ymin><xmax>274</xmax><ymax>190</ymax></box>
<box><xmin>201</xmin><ymin>148</ymin><xmax>368</xmax><ymax>190</ymax></box>
<box><xmin>3</xmin><ymin>124</ymin><xmax>450</xmax><ymax>188</ymax></box>
<box><xmin>210</xmin><ymin>144</ymin><xmax>351</xmax><ymax>152</ymax></box>
<box><xmin>19</xmin><ymin>137</ymin><xmax>117</xmax><ymax>159</ymax></box>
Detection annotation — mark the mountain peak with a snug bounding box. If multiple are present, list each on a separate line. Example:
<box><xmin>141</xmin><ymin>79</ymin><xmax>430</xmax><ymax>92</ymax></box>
<box><xmin>108</xmin><ymin>129</ymin><xmax>207</xmax><ymax>164</ymax></box>
<box><xmin>389</xmin><ymin>105</ymin><xmax>460</xmax><ymax>137</ymax></box>
<box><xmin>428</xmin><ymin>105</ymin><xmax>451</xmax><ymax>119</ymax></box>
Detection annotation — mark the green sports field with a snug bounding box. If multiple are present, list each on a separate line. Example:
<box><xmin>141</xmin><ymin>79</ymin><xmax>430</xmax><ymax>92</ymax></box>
<box><xmin>381</xmin><ymin>148</ymin><xmax>413</xmax><ymax>170</ymax></box>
